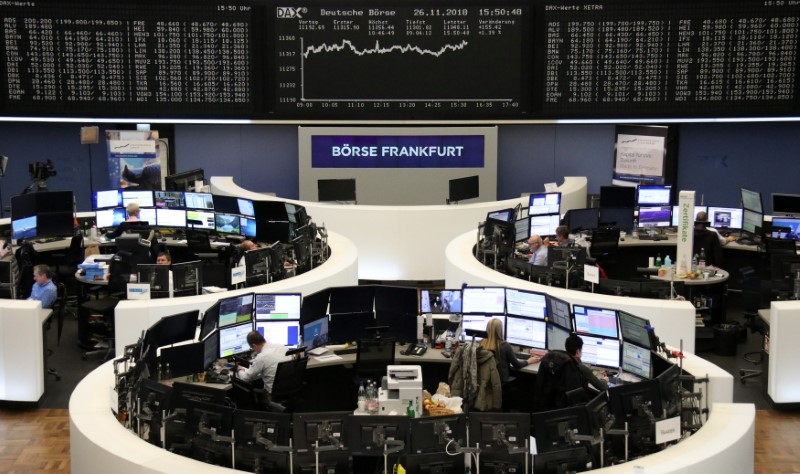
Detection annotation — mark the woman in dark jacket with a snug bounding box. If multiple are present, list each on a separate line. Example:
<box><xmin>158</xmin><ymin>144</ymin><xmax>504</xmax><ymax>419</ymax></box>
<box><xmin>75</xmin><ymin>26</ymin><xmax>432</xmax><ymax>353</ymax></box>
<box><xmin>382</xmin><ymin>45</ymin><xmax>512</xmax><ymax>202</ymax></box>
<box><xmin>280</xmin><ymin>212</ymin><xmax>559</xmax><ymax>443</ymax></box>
<box><xmin>480</xmin><ymin>318</ymin><xmax>539</xmax><ymax>382</ymax></box>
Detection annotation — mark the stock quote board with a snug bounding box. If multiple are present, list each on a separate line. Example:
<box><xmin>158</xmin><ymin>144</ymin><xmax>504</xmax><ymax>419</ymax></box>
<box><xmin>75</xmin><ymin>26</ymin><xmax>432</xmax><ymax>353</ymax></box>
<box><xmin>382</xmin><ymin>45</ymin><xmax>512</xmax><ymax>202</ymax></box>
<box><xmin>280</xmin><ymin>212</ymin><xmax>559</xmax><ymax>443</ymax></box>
<box><xmin>1</xmin><ymin>0</ymin><xmax>800</xmax><ymax>120</ymax></box>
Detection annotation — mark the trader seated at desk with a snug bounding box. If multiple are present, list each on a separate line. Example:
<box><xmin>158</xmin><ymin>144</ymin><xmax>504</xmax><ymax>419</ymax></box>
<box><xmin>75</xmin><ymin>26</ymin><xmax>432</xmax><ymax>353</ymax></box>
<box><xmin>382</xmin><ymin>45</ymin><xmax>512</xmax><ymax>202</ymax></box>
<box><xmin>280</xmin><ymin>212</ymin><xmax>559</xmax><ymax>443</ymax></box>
<box><xmin>696</xmin><ymin>211</ymin><xmax>736</xmax><ymax>246</ymax></box>
<box><xmin>237</xmin><ymin>239</ymin><xmax>258</xmax><ymax>266</ymax></box>
<box><xmin>156</xmin><ymin>252</ymin><xmax>171</xmax><ymax>265</ymax></box>
<box><xmin>27</xmin><ymin>264</ymin><xmax>57</xmax><ymax>309</ymax></box>
<box><xmin>553</xmin><ymin>225</ymin><xmax>573</xmax><ymax>247</ymax></box>
<box><xmin>235</xmin><ymin>331</ymin><xmax>290</xmax><ymax>394</ymax></box>
<box><xmin>534</xmin><ymin>334</ymin><xmax>608</xmax><ymax>411</ymax></box>
<box><xmin>105</xmin><ymin>202</ymin><xmax>144</xmax><ymax>240</ymax></box>
<box><xmin>528</xmin><ymin>234</ymin><xmax>548</xmax><ymax>266</ymax></box>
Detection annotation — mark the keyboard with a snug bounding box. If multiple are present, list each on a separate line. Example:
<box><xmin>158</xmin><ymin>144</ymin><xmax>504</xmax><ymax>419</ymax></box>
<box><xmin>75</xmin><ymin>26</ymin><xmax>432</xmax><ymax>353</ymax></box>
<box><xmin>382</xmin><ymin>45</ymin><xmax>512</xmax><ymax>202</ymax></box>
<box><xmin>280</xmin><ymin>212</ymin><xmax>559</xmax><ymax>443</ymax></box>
<box><xmin>737</xmin><ymin>237</ymin><xmax>755</xmax><ymax>246</ymax></box>
<box><xmin>334</xmin><ymin>347</ymin><xmax>358</xmax><ymax>356</ymax></box>
<box><xmin>515</xmin><ymin>353</ymin><xmax>531</xmax><ymax>361</ymax></box>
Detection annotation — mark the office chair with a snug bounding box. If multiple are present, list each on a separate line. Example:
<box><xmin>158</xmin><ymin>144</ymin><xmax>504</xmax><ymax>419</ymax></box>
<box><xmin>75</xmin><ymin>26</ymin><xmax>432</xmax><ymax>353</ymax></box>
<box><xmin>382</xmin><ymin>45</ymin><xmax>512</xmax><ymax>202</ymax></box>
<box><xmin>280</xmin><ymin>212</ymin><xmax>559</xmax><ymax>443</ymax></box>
<box><xmin>764</xmin><ymin>237</ymin><xmax>797</xmax><ymax>256</ymax></box>
<box><xmin>693</xmin><ymin>228</ymin><xmax>724</xmax><ymax>268</ymax></box>
<box><xmin>590</xmin><ymin>226</ymin><xmax>620</xmax><ymax>274</ymax></box>
<box><xmin>185</xmin><ymin>229</ymin><xmax>218</xmax><ymax>260</ymax></box>
<box><xmin>269</xmin><ymin>356</ymin><xmax>309</xmax><ymax>412</ymax></box>
<box><xmin>738</xmin><ymin>266</ymin><xmax>767</xmax><ymax>383</ymax></box>
<box><xmin>0</xmin><ymin>259</ymin><xmax>18</xmax><ymax>299</ymax></box>
<box><xmin>14</xmin><ymin>242</ymin><xmax>37</xmax><ymax>300</ymax></box>
<box><xmin>230</xmin><ymin>376</ymin><xmax>269</xmax><ymax>411</ymax></box>
<box><xmin>355</xmin><ymin>338</ymin><xmax>396</xmax><ymax>382</ymax></box>
<box><xmin>51</xmin><ymin>233</ymin><xmax>84</xmax><ymax>318</ymax></box>
<box><xmin>81</xmin><ymin>256</ymin><xmax>127</xmax><ymax>361</ymax></box>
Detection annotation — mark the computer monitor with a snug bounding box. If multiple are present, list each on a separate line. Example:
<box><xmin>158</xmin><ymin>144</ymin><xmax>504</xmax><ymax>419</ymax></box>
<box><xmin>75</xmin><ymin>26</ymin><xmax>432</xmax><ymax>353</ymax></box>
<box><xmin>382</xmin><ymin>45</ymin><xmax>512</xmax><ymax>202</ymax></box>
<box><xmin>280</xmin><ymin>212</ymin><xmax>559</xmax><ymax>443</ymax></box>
<box><xmin>487</xmin><ymin>208</ymin><xmax>513</xmax><ymax>223</ymax></box>
<box><xmin>184</xmin><ymin>192</ymin><xmax>214</xmax><ymax>210</ymax></box>
<box><xmin>292</xmin><ymin>411</ymin><xmax>351</xmax><ymax>450</ymax></box>
<box><xmin>203</xmin><ymin>329</ymin><xmax>220</xmax><ymax>369</ymax></box>
<box><xmin>637</xmin><ymin>206</ymin><xmax>672</xmax><ymax>228</ymax></box>
<box><xmin>672</xmin><ymin>205</ymin><xmax>708</xmax><ymax>226</ymax></box>
<box><xmin>153</xmin><ymin>190</ymin><xmax>185</xmax><ymax>209</ymax></box>
<box><xmin>532</xmin><ymin>446</ymin><xmax>593</xmax><ymax>474</ymax></box>
<box><xmin>547</xmin><ymin>246</ymin><xmax>586</xmax><ymax>270</ymax></box>
<box><xmin>199</xmin><ymin>301</ymin><xmax>220</xmax><ymax>341</ymax></box>
<box><xmin>233</xmin><ymin>409</ymin><xmax>291</xmax><ymax>448</ymax></box>
<box><xmin>514</xmin><ymin>216</ymin><xmax>530</xmax><ymax>242</ymax></box>
<box><xmin>546</xmin><ymin>295</ymin><xmax>572</xmax><ymax>330</ymax></box>
<box><xmin>618</xmin><ymin>311</ymin><xmax>653</xmax><ymax>349</ymax></box>
<box><xmin>171</xmin><ymin>260</ymin><xmax>203</xmax><ymax>296</ymax></box>
<box><xmin>237</xmin><ymin>198</ymin><xmax>255</xmax><ymax>217</ymax></box>
<box><xmin>742</xmin><ymin>209</ymin><xmax>763</xmax><ymax>236</ymax></box>
<box><xmin>596</xmin><ymin>278</ymin><xmax>642</xmax><ymax>297</ymax></box>
<box><xmin>408</xmin><ymin>414</ymin><xmax>467</xmax><ymax>454</ymax></box>
<box><xmin>468</xmin><ymin>412</ymin><xmax>529</xmax><ymax>453</ymax></box>
<box><xmin>546</xmin><ymin>322</ymin><xmax>571</xmax><ymax>351</ymax></box>
<box><xmin>771</xmin><ymin>217</ymin><xmax>800</xmax><ymax>241</ymax></box>
<box><xmin>185</xmin><ymin>210</ymin><xmax>215</xmax><ymax>230</ymax></box>
<box><xmin>419</xmin><ymin>289</ymin><xmax>462</xmax><ymax>314</ymax></box>
<box><xmin>579</xmin><ymin>335</ymin><xmax>621</xmax><ymax>369</ymax></box>
<box><xmin>565</xmin><ymin>208</ymin><xmax>598</xmax><ymax>233</ymax></box>
<box><xmin>170</xmin><ymin>380</ymin><xmax>227</xmax><ymax>411</ymax></box>
<box><xmin>146</xmin><ymin>310</ymin><xmax>200</xmax><ymax>349</ymax></box>
<box><xmin>598</xmin><ymin>207</ymin><xmax>634</xmax><ymax>230</ymax></box>
<box><xmin>506</xmin><ymin>315</ymin><xmax>547</xmax><ymax>350</ymax></box>
<box><xmin>532</xmin><ymin>405</ymin><xmax>591</xmax><ymax>453</ymax></box>
<box><xmin>572</xmin><ymin>305</ymin><xmax>619</xmax><ymax>339</ymax></box>
<box><xmin>621</xmin><ymin>341</ymin><xmax>652</xmax><ymax>379</ymax></box>
<box><xmin>461</xmin><ymin>315</ymin><xmax>505</xmax><ymax>341</ymax></box>
<box><xmin>505</xmin><ymin>288</ymin><xmax>548</xmax><ymax>320</ymax></box>
<box><xmin>448</xmin><ymin>175</ymin><xmax>479</xmax><ymax>203</ymax></box>
<box><xmin>461</xmin><ymin>286</ymin><xmax>506</xmax><ymax>314</ymax></box>
<box><xmin>348</xmin><ymin>415</ymin><xmax>410</xmax><ymax>455</ymax></box>
<box><xmin>95</xmin><ymin>208</ymin><xmax>126</xmax><ymax>229</ymax></box>
<box><xmin>530</xmin><ymin>214</ymin><xmax>561</xmax><ymax>237</ymax></box>
<box><xmin>607</xmin><ymin>379</ymin><xmax>663</xmax><ymax>433</ymax></box>
<box><xmin>93</xmin><ymin>189</ymin><xmax>121</xmax><ymax>209</ymax></box>
<box><xmin>707</xmin><ymin>207</ymin><xmax>743</xmax><ymax>229</ymax></box>
<box><xmin>329</xmin><ymin>285</ymin><xmax>375</xmax><ymax>314</ymax></box>
<box><xmin>303</xmin><ymin>317</ymin><xmax>329</xmax><ymax>350</ymax></box>
<box><xmin>218</xmin><ymin>293</ymin><xmax>255</xmax><ymax>328</ymax></box>
<box><xmin>318</xmin><ymin>178</ymin><xmax>357</xmax><ymax>202</ymax></box>
<box><xmin>741</xmin><ymin>188</ymin><xmax>763</xmax><ymax>213</ymax></box>
<box><xmin>215</xmin><ymin>213</ymin><xmax>241</xmax><ymax>234</ymax></box>
<box><xmin>655</xmin><ymin>361</ymin><xmax>682</xmax><ymax>418</ymax></box>
<box><xmin>219</xmin><ymin>322</ymin><xmax>253</xmax><ymax>358</ymax></box>
<box><xmin>328</xmin><ymin>311</ymin><xmax>375</xmax><ymax>344</ymax></box>
<box><xmin>772</xmin><ymin>193</ymin><xmax>800</xmax><ymax>216</ymax></box>
<box><xmin>115</xmin><ymin>233</ymin><xmax>152</xmax><ymax>268</ymax></box>
<box><xmin>160</xmin><ymin>341</ymin><xmax>204</xmax><ymax>379</ymax></box>
<box><xmin>375</xmin><ymin>310</ymin><xmax>418</xmax><ymax>344</ymax></box>
<box><xmin>636</xmin><ymin>185</ymin><xmax>672</xmax><ymax>206</ymax></box>
<box><xmin>256</xmin><ymin>319</ymin><xmax>301</xmax><ymax>346</ymax></box>
<box><xmin>300</xmin><ymin>288</ymin><xmax>330</xmax><ymax>326</ymax></box>
<box><xmin>121</xmin><ymin>190</ymin><xmax>154</xmax><ymax>208</ymax></box>
<box><xmin>255</xmin><ymin>293</ymin><xmax>301</xmax><ymax>321</ymax></box>
<box><xmin>185</xmin><ymin>399</ymin><xmax>234</xmax><ymax>444</ymax></box>
<box><xmin>11</xmin><ymin>215</ymin><xmax>37</xmax><ymax>240</ymax></box>
<box><xmin>240</xmin><ymin>217</ymin><xmax>257</xmax><ymax>238</ymax></box>
<box><xmin>165</xmin><ymin>168</ymin><xmax>205</xmax><ymax>192</ymax></box>
<box><xmin>136</xmin><ymin>263</ymin><xmax>170</xmax><ymax>297</ymax></box>
<box><xmin>529</xmin><ymin>192</ymin><xmax>561</xmax><ymax>216</ymax></box>
<box><xmin>155</xmin><ymin>208</ymin><xmax>187</xmax><ymax>228</ymax></box>
<box><xmin>244</xmin><ymin>248</ymin><xmax>271</xmax><ymax>286</ymax></box>
<box><xmin>136</xmin><ymin>207</ymin><xmax>157</xmax><ymax>225</ymax></box>
<box><xmin>599</xmin><ymin>186</ymin><xmax>636</xmax><ymax>209</ymax></box>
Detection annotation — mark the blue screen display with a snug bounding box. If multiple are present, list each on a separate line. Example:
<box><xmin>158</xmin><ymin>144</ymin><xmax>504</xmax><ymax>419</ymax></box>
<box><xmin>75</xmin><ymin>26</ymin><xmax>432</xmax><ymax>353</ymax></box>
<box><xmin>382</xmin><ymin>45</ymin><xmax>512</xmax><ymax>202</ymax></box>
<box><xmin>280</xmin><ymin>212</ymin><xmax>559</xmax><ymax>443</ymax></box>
<box><xmin>311</xmin><ymin>135</ymin><xmax>485</xmax><ymax>168</ymax></box>
<box><xmin>240</xmin><ymin>217</ymin><xmax>257</xmax><ymax>237</ymax></box>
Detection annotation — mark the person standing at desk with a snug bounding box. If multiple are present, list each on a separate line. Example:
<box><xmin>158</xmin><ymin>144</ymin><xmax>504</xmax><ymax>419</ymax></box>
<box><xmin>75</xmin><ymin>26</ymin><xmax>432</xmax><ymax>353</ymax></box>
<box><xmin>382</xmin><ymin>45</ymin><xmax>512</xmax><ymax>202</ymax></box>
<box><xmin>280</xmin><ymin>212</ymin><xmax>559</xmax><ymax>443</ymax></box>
<box><xmin>235</xmin><ymin>331</ymin><xmax>289</xmax><ymax>393</ymax></box>
<box><xmin>528</xmin><ymin>235</ymin><xmax>548</xmax><ymax>266</ymax></box>
<box><xmin>106</xmin><ymin>202</ymin><xmax>142</xmax><ymax>240</ymax></box>
<box><xmin>28</xmin><ymin>264</ymin><xmax>57</xmax><ymax>309</ymax></box>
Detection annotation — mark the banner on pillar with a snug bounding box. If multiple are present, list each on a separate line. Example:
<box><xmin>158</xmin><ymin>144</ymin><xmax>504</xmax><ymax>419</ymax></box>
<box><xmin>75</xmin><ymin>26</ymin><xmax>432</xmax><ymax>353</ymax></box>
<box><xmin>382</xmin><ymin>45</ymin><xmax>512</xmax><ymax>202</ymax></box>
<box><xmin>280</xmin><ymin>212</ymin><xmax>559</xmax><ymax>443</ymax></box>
<box><xmin>105</xmin><ymin>130</ymin><xmax>169</xmax><ymax>190</ymax></box>
<box><xmin>676</xmin><ymin>191</ymin><xmax>695</xmax><ymax>275</ymax></box>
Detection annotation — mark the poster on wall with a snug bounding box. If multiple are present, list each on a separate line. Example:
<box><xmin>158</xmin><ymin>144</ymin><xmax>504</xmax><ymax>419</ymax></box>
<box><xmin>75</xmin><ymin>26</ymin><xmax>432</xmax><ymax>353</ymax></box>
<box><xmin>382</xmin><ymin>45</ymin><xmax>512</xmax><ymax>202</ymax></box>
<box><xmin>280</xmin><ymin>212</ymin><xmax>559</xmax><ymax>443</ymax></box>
<box><xmin>612</xmin><ymin>125</ymin><xmax>668</xmax><ymax>186</ymax></box>
<box><xmin>105</xmin><ymin>130</ymin><xmax>169</xmax><ymax>190</ymax></box>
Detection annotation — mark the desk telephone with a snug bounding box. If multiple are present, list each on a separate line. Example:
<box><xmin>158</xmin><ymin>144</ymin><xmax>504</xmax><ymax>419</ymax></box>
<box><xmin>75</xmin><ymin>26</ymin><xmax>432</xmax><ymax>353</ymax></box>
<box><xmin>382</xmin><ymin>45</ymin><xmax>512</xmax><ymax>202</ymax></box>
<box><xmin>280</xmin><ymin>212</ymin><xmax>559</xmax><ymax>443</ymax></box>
<box><xmin>403</xmin><ymin>343</ymin><xmax>427</xmax><ymax>356</ymax></box>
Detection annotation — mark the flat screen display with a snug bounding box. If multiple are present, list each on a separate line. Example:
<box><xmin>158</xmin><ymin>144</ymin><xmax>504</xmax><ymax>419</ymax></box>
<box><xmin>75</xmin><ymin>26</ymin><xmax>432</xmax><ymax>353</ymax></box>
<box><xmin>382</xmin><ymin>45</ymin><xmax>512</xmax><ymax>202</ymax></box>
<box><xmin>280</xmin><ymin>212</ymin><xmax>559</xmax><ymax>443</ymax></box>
<box><xmin>621</xmin><ymin>342</ymin><xmax>652</xmax><ymax>379</ymax></box>
<box><xmin>580</xmin><ymin>335</ymin><xmax>621</xmax><ymax>369</ymax></box>
<box><xmin>742</xmin><ymin>209</ymin><xmax>762</xmax><ymax>235</ymax></box>
<box><xmin>546</xmin><ymin>295</ymin><xmax>572</xmax><ymax>330</ymax></box>
<box><xmin>771</xmin><ymin>217</ymin><xmax>800</xmax><ymax>241</ymax></box>
<box><xmin>12</xmin><ymin>216</ymin><xmax>36</xmax><ymax>240</ymax></box>
<box><xmin>240</xmin><ymin>217</ymin><xmax>257</xmax><ymax>237</ymax></box>
<box><xmin>772</xmin><ymin>194</ymin><xmax>800</xmax><ymax>216</ymax></box>
<box><xmin>528</xmin><ymin>192</ymin><xmax>561</xmax><ymax>216</ymax></box>
<box><xmin>218</xmin><ymin>293</ymin><xmax>254</xmax><ymax>328</ymax></box>
<box><xmin>303</xmin><ymin>317</ymin><xmax>329</xmax><ymax>350</ymax></box>
<box><xmin>546</xmin><ymin>323</ymin><xmax>571</xmax><ymax>351</ymax></box>
<box><xmin>237</xmin><ymin>198</ymin><xmax>255</xmax><ymax>217</ymax></box>
<box><xmin>514</xmin><ymin>216</ymin><xmax>530</xmax><ymax>242</ymax></box>
<box><xmin>461</xmin><ymin>315</ymin><xmax>505</xmax><ymax>340</ymax></box>
<box><xmin>741</xmin><ymin>188</ymin><xmax>763</xmax><ymax>213</ymax></box>
<box><xmin>185</xmin><ymin>210</ymin><xmax>215</xmax><ymax>230</ymax></box>
<box><xmin>637</xmin><ymin>206</ymin><xmax>672</xmax><ymax>228</ymax></box>
<box><xmin>136</xmin><ymin>207</ymin><xmax>157</xmax><ymax>225</ymax></box>
<box><xmin>636</xmin><ymin>185</ymin><xmax>671</xmax><ymax>206</ymax></box>
<box><xmin>708</xmin><ymin>207</ymin><xmax>743</xmax><ymax>229</ymax></box>
<box><xmin>185</xmin><ymin>192</ymin><xmax>214</xmax><ymax>210</ymax></box>
<box><xmin>530</xmin><ymin>214</ymin><xmax>560</xmax><ymax>237</ymax></box>
<box><xmin>461</xmin><ymin>287</ymin><xmax>506</xmax><ymax>314</ymax></box>
<box><xmin>505</xmin><ymin>316</ymin><xmax>546</xmax><ymax>350</ymax></box>
<box><xmin>154</xmin><ymin>190</ymin><xmax>185</xmax><ymax>209</ymax></box>
<box><xmin>256</xmin><ymin>320</ymin><xmax>301</xmax><ymax>346</ymax></box>
<box><xmin>419</xmin><ymin>289</ymin><xmax>462</xmax><ymax>314</ymax></box>
<box><xmin>93</xmin><ymin>190</ymin><xmax>121</xmax><ymax>209</ymax></box>
<box><xmin>121</xmin><ymin>190</ymin><xmax>154</xmax><ymax>208</ymax></box>
<box><xmin>254</xmin><ymin>293</ymin><xmax>301</xmax><ymax>321</ymax></box>
<box><xmin>505</xmin><ymin>288</ymin><xmax>547</xmax><ymax>320</ymax></box>
<box><xmin>215</xmin><ymin>213</ymin><xmax>241</xmax><ymax>234</ymax></box>
<box><xmin>573</xmin><ymin>305</ymin><xmax>619</xmax><ymax>339</ymax></box>
<box><xmin>219</xmin><ymin>323</ymin><xmax>252</xmax><ymax>359</ymax></box>
<box><xmin>487</xmin><ymin>208</ymin><xmax>513</xmax><ymax>223</ymax></box>
<box><xmin>565</xmin><ymin>208</ymin><xmax>598</xmax><ymax>233</ymax></box>
<box><xmin>599</xmin><ymin>186</ymin><xmax>636</xmax><ymax>209</ymax></box>
<box><xmin>95</xmin><ymin>208</ymin><xmax>126</xmax><ymax>229</ymax></box>
<box><xmin>156</xmin><ymin>208</ymin><xmax>187</xmax><ymax>228</ymax></box>
<box><xmin>618</xmin><ymin>311</ymin><xmax>652</xmax><ymax>349</ymax></box>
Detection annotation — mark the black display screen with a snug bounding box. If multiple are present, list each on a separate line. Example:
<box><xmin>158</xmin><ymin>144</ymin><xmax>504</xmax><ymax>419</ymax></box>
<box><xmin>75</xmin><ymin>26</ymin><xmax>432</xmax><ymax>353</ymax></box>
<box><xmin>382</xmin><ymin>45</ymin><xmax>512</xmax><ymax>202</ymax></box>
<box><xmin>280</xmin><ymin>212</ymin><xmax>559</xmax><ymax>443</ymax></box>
<box><xmin>1</xmin><ymin>0</ymin><xmax>800</xmax><ymax>120</ymax></box>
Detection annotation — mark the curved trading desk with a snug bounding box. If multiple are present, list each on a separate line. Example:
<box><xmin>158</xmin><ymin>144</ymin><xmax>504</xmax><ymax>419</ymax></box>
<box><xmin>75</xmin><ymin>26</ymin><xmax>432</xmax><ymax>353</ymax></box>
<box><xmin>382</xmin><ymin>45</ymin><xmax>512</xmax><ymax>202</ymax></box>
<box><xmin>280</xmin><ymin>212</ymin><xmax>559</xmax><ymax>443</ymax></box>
<box><xmin>70</xmin><ymin>350</ymin><xmax>752</xmax><ymax>474</ymax></box>
<box><xmin>113</xmin><ymin>231</ymin><xmax>358</xmax><ymax>357</ymax></box>
<box><xmin>210</xmin><ymin>176</ymin><xmax>588</xmax><ymax>281</ymax></box>
<box><xmin>445</xmin><ymin>230</ymin><xmax>736</xmax><ymax>407</ymax></box>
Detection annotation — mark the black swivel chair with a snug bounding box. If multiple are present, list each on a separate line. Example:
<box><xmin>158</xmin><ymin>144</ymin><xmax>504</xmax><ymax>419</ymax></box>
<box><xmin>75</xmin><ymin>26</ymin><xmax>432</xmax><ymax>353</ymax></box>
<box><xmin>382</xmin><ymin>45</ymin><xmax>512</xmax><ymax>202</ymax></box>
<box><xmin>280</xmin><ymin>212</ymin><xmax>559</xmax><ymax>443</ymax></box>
<box><xmin>355</xmin><ymin>338</ymin><xmax>396</xmax><ymax>382</ymax></box>
<box><xmin>693</xmin><ymin>227</ymin><xmax>724</xmax><ymax>268</ymax></box>
<box><xmin>185</xmin><ymin>229</ymin><xmax>218</xmax><ymax>260</ymax></box>
<box><xmin>15</xmin><ymin>242</ymin><xmax>37</xmax><ymax>300</ymax></box>
<box><xmin>80</xmin><ymin>255</ymin><xmax>128</xmax><ymax>360</ymax></box>
<box><xmin>590</xmin><ymin>226</ymin><xmax>621</xmax><ymax>274</ymax></box>
<box><xmin>269</xmin><ymin>356</ymin><xmax>310</xmax><ymax>412</ymax></box>
<box><xmin>230</xmin><ymin>376</ymin><xmax>269</xmax><ymax>411</ymax></box>
<box><xmin>739</xmin><ymin>266</ymin><xmax>768</xmax><ymax>383</ymax></box>
<box><xmin>51</xmin><ymin>233</ymin><xmax>84</xmax><ymax>318</ymax></box>
<box><xmin>764</xmin><ymin>237</ymin><xmax>797</xmax><ymax>256</ymax></box>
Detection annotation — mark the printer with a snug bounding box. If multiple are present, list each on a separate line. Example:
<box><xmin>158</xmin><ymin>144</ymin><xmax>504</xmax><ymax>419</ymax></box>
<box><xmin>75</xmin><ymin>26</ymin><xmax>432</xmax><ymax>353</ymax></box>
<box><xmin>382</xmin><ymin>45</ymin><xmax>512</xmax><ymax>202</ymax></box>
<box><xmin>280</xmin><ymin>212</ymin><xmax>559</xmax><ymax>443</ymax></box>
<box><xmin>378</xmin><ymin>365</ymin><xmax>423</xmax><ymax>418</ymax></box>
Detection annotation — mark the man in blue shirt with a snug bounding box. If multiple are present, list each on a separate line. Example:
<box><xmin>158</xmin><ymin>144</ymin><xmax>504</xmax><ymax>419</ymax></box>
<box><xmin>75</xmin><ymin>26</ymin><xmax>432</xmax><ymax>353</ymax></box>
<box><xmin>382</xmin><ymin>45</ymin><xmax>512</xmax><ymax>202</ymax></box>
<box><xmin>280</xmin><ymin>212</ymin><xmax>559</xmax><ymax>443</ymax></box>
<box><xmin>28</xmin><ymin>264</ymin><xmax>57</xmax><ymax>309</ymax></box>
<box><xmin>528</xmin><ymin>235</ymin><xmax>548</xmax><ymax>266</ymax></box>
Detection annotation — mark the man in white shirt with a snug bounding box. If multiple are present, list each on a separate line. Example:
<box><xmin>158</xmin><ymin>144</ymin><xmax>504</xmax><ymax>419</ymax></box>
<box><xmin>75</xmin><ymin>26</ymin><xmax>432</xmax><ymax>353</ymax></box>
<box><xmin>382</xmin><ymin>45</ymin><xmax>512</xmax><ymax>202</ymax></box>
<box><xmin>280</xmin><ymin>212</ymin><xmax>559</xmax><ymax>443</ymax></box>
<box><xmin>528</xmin><ymin>234</ymin><xmax>548</xmax><ymax>266</ymax></box>
<box><xmin>697</xmin><ymin>211</ymin><xmax>736</xmax><ymax>246</ymax></box>
<box><xmin>235</xmin><ymin>331</ymin><xmax>289</xmax><ymax>393</ymax></box>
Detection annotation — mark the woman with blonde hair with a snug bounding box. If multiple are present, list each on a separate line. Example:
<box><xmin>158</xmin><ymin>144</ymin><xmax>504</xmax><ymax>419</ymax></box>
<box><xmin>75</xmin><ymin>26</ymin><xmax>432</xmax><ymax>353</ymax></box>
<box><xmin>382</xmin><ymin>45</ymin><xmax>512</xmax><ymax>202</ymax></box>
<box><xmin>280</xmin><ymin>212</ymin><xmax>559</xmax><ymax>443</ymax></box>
<box><xmin>480</xmin><ymin>318</ymin><xmax>539</xmax><ymax>383</ymax></box>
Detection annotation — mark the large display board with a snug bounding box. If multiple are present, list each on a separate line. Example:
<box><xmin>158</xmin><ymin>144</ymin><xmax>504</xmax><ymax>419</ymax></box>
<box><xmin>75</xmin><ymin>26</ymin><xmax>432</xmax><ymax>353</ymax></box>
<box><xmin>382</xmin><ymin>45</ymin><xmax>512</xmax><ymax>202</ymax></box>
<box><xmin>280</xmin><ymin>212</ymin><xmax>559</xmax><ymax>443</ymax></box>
<box><xmin>1</xmin><ymin>0</ymin><xmax>799</xmax><ymax>120</ymax></box>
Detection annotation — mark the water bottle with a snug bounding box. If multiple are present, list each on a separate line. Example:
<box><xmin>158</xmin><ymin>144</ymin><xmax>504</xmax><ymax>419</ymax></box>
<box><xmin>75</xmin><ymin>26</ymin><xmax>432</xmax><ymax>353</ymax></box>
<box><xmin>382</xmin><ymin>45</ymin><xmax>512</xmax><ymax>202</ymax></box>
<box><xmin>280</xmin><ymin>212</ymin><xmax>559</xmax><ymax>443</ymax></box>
<box><xmin>664</xmin><ymin>255</ymin><xmax>672</xmax><ymax>268</ymax></box>
<box><xmin>632</xmin><ymin>219</ymin><xmax>639</xmax><ymax>239</ymax></box>
<box><xmin>692</xmin><ymin>254</ymin><xmax>698</xmax><ymax>272</ymax></box>
<box><xmin>367</xmin><ymin>381</ymin><xmax>379</xmax><ymax>414</ymax></box>
<box><xmin>164</xmin><ymin>363</ymin><xmax>172</xmax><ymax>380</ymax></box>
<box><xmin>699</xmin><ymin>248</ymin><xmax>706</xmax><ymax>270</ymax></box>
<box><xmin>407</xmin><ymin>400</ymin><xmax>415</xmax><ymax>418</ymax></box>
<box><xmin>357</xmin><ymin>381</ymin><xmax>366</xmax><ymax>412</ymax></box>
<box><xmin>655</xmin><ymin>253</ymin><xmax>662</xmax><ymax>268</ymax></box>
